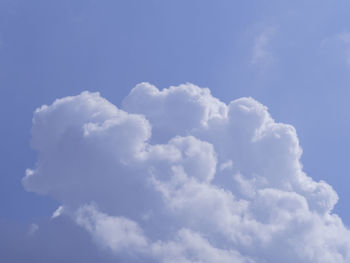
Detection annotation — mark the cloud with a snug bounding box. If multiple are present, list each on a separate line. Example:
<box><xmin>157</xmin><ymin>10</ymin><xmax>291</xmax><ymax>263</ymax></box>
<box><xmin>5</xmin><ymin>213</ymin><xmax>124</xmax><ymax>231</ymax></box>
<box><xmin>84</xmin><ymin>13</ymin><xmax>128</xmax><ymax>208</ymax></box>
<box><xmin>337</xmin><ymin>32</ymin><xmax>350</xmax><ymax>68</ymax></box>
<box><xmin>27</xmin><ymin>223</ymin><xmax>39</xmax><ymax>236</ymax></box>
<box><xmin>251</xmin><ymin>27</ymin><xmax>276</xmax><ymax>70</ymax></box>
<box><xmin>24</xmin><ymin>83</ymin><xmax>350</xmax><ymax>262</ymax></box>
<box><xmin>52</xmin><ymin>206</ymin><xmax>64</xmax><ymax>219</ymax></box>
<box><xmin>75</xmin><ymin>204</ymin><xmax>149</xmax><ymax>254</ymax></box>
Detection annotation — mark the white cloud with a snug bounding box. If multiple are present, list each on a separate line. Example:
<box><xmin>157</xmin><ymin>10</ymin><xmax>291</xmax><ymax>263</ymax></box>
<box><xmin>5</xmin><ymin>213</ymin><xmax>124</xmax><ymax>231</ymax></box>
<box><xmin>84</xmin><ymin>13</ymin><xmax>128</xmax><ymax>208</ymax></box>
<box><xmin>24</xmin><ymin>83</ymin><xmax>350</xmax><ymax>262</ymax></box>
<box><xmin>151</xmin><ymin>228</ymin><xmax>253</xmax><ymax>263</ymax></box>
<box><xmin>52</xmin><ymin>205</ymin><xmax>64</xmax><ymax>219</ymax></box>
<box><xmin>75</xmin><ymin>204</ymin><xmax>149</xmax><ymax>253</ymax></box>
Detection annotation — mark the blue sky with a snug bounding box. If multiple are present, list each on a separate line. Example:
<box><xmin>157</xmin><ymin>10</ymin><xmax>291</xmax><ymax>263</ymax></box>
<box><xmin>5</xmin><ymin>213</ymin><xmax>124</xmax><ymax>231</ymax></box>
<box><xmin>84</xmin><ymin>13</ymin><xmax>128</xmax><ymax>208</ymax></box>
<box><xmin>2</xmin><ymin>0</ymin><xmax>350</xmax><ymax>261</ymax></box>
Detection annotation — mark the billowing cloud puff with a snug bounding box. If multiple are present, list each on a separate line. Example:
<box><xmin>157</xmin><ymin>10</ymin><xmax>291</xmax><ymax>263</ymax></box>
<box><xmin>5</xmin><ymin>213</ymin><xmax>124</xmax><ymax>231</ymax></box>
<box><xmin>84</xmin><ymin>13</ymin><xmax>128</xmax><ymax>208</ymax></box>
<box><xmin>24</xmin><ymin>83</ymin><xmax>350</xmax><ymax>262</ymax></box>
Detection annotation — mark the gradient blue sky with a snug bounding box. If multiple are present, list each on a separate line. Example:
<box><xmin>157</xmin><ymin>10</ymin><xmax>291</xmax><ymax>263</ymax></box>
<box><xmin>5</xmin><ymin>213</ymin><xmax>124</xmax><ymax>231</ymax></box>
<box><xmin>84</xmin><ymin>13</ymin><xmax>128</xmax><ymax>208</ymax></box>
<box><xmin>2</xmin><ymin>0</ymin><xmax>350</xmax><ymax>241</ymax></box>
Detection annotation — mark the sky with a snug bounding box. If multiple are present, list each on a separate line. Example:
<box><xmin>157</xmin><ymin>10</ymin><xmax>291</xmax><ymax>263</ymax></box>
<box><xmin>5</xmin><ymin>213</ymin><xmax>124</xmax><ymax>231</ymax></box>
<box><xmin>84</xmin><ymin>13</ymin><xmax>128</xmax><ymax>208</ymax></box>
<box><xmin>2</xmin><ymin>0</ymin><xmax>350</xmax><ymax>262</ymax></box>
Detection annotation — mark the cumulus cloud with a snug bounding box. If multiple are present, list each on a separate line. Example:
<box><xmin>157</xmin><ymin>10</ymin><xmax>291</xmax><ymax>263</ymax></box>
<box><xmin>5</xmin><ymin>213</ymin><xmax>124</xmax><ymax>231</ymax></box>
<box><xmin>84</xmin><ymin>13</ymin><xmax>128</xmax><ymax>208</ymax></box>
<box><xmin>24</xmin><ymin>83</ymin><xmax>350</xmax><ymax>262</ymax></box>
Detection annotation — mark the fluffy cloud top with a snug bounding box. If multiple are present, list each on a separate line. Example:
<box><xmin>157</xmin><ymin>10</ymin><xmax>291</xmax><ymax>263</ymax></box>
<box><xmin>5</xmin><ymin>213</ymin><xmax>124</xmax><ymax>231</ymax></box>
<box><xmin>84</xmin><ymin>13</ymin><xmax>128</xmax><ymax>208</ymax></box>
<box><xmin>24</xmin><ymin>83</ymin><xmax>350</xmax><ymax>262</ymax></box>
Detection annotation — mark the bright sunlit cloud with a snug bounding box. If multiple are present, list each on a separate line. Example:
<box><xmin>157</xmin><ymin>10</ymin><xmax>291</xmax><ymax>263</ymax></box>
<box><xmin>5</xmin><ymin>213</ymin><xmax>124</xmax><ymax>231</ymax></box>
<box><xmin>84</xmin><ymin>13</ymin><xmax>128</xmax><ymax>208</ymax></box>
<box><xmin>24</xmin><ymin>83</ymin><xmax>350</xmax><ymax>262</ymax></box>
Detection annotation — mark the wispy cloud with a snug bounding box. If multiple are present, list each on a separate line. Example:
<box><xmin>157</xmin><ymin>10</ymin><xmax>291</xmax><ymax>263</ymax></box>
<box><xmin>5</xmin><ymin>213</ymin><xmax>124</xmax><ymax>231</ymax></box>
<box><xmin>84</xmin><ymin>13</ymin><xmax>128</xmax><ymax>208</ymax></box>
<box><xmin>251</xmin><ymin>27</ymin><xmax>276</xmax><ymax>70</ymax></box>
<box><xmin>27</xmin><ymin>223</ymin><xmax>39</xmax><ymax>236</ymax></box>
